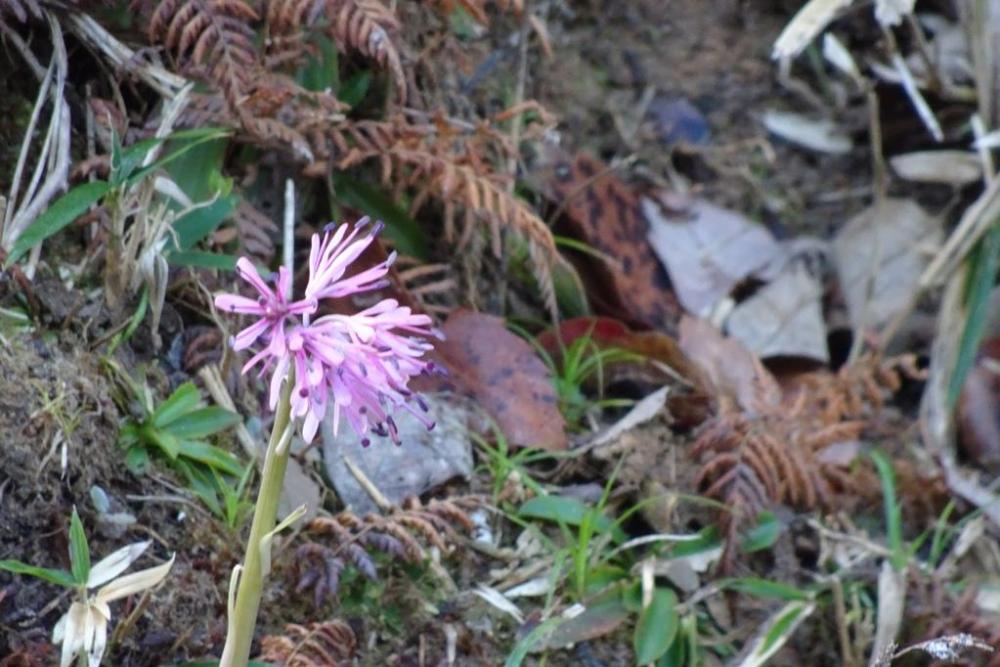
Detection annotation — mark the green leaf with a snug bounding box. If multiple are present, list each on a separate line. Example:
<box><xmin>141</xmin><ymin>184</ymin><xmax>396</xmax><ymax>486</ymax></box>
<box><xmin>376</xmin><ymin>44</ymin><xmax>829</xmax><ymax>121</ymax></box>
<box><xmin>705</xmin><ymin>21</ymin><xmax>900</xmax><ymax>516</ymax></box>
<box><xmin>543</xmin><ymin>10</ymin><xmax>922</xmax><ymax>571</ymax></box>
<box><xmin>170</xmin><ymin>194</ymin><xmax>238</xmax><ymax>251</ymax></box>
<box><xmin>167</xmin><ymin>250</ymin><xmax>239</xmax><ymax>271</ymax></box>
<box><xmin>338</xmin><ymin>70</ymin><xmax>371</xmax><ymax>107</ymax></box>
<box><xmin>331</xmin><ymin>171</ymin><xmax>426</xmax><ymax>258</ymax></box>
<box><xmin>520</xmin><ymin>495</ymin><xmax>612</xmax><ymax>532</ymax></box>
<box><xmin>634</xmin><ymin>587</ymin><xmax>679</xmax><ymax>664</ymax></box>
<box><xmin>148</xmin><ymin>429</ymin><xmax>182</xmax><ymax>460</ymax></box>
<box><xmin>949</xmin><ymin>223</ymin><xmax>1000</xmax><ymax>406</ymax></box>
<box><xmin>176</xmin><ymin>460</ymin><xmax>222</xmax><ymax>515</ymax></box>
<box><xmin>741</xmin><ymin>511</ymin><xmax>782</xmax><ymax>553</ymax></box>
<box><xmin>503</xmin><ymin>617</ymin><xmax>562</xmax><ymax>667</ymax></box>
<box><xmin>126</xmin><ymin>127</ymin><xmax>232</xmax><ymax>187</ymax></box>
<box><xmin>0</xmin><ymin>560</ymin><xmax>75</xmax><ymax>587</ymax></box>
<box><xmin>164</xmin><ymin>406</ymin><xmax>240</xmax><ymax>439</ymax></box>
<box><xmin>152</xmin><ymin>382</ymin><xmax>201</xmax><ymax>427</ymax></box>
<box><xmin>177</xmin><ymin>440</ymin><xmax>243</xmax><ymax>477</ymax></box>
<box><xmin>6</xmin><ymin>181</ymin><xmax>111</xmax><ymax>266</ymax></box>
<box><xmin>721</xmin><ymin>577</ymin><xmax>813</xmax><ymax>601</ymax></box>
<box><xmin>298</xmin><ymin>34</ymin><xmax>339</xmax><ymax>93</ymax></box>
<box><xmin>125</xmin><ymin>445</ymin><xmax>151</xmax><ymax>474</ymax></box>
<box><xmin>68</xmin><ymin>508</ymin><xmax>91</xmax><ymax>585</ymax></box>
<box><xmin>164</xmin><ymin>135</ymin><xmax>230</xmax><ymax>201</ymax></box>
<box><xmin>870</xmin><ymin>449</ymin><xmax>906</xmax><ymax>570</ymax></box>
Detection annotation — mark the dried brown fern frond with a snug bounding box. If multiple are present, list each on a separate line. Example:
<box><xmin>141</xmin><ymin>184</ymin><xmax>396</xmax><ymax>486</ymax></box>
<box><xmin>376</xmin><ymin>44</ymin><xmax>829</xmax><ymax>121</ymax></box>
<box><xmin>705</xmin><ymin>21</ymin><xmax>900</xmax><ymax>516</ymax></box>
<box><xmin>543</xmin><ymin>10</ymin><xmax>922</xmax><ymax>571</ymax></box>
<box><xmin>692</xmin><ymin>354</ymin><xmax>915</xmax><ymax>568</ymax></box>
<box><xmin>148</xmin><ymin>0</ymin><xmax>259</xmax><ymax>112</ymax></box>
<box><xmin>327</xmin><ymin>0</ymin><xmax>405</xmax><ymax>101</ymax></box>
<box><xmin>259</xmin><ymin>620</ymin><xmax>357</xmax><ymax>667</ymax></box>
<box><xmin>294</xmin><ymin>496</ymin><xmax>479</xmax><ymax>605</ymax></box>
<box><xmin>323</xmin><ymin>116</ymin><xmax>560</xmax><ymax>314</ymax></box>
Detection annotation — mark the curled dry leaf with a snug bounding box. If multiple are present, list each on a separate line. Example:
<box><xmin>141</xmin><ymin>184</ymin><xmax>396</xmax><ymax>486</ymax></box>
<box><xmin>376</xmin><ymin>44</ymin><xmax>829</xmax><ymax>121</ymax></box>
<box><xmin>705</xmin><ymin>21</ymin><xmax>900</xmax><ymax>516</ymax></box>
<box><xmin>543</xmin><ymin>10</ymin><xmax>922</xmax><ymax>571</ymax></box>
<box><xmin>957</xmin><ymin>337</ymin><xmax>1000</xmax><ymax>472</ymax></box>
<box><xmin>430</xmin><ymin>310</ymin><xmax>567</xmax><ymax>450</ymax></box>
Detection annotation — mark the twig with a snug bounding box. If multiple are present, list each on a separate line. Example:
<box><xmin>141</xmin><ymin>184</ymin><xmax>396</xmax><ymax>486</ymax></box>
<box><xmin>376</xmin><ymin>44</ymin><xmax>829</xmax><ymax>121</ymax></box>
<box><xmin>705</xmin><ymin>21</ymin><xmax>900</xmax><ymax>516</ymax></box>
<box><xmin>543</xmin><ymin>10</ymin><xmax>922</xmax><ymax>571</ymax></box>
<box><xmin>341</xmin><ymin>455</ymin><xmax>393</xmax><ymax>512</ymax></box>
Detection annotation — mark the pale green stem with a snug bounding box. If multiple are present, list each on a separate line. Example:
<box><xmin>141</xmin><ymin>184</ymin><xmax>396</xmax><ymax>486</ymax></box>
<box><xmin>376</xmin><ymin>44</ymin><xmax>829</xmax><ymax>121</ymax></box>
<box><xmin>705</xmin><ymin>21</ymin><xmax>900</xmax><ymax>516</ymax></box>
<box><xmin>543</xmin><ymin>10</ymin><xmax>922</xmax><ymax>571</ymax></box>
<box><xmin>220</xmin><ymin>375</ymin><xmax>294</xmax><ymax>667</ymax></box>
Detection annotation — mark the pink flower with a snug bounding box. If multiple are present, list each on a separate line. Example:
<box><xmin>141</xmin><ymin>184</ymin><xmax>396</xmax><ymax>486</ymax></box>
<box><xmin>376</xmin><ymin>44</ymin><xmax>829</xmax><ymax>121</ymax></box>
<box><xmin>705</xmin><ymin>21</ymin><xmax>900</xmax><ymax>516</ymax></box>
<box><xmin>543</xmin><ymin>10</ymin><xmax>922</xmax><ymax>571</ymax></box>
<box><xmin>214</xmin><ymin>220</ymin><xmax>438</xmax><ymax>445</ymax></box>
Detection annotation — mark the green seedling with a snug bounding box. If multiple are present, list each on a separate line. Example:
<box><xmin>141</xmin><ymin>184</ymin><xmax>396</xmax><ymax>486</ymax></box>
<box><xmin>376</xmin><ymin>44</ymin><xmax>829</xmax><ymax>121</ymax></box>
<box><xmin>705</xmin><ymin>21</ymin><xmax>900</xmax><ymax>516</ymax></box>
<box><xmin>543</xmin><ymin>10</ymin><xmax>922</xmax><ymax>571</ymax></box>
<box><xmin>116</xmin><ymin>376</ymin><xmax>243</xmax><ymax>518</ymax></box>
<box><xmin>0</xmin><ymin>508</ymin><xmax>173</xmax><ymax>667</ymax></box>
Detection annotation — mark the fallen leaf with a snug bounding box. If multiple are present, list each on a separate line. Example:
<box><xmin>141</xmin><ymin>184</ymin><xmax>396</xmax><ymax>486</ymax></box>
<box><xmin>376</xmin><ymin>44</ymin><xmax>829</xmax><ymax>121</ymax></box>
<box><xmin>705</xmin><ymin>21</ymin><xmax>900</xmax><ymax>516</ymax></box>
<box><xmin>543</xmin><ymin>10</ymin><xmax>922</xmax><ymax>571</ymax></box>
<box><xmin>432</xmin><ymin>310</ymin><xmax>567</xmax><ymax>450</ymax></box>
<box><xmin>321</xmin><ymin>394</ymin><xmax>475</xmax><ymax>514</ymax></box>
<box><xmin>870</xmin><ymin>562</ymin><xmax>908</xmax><ymax>663</ymax></box>
<box><xmin>762</xmin><ymin>109</ymin><xmax>853</xmax><ymax>154</ymax></box>
<box><xmin>536</xmin><ymin>150</ymin><xmax>682</xmax><ymax>331</ymax></box>
<box><xmin>875</xmin><ymin>0</ymin><xmax>915</xmax><ymax>26</ymax></box>
<box><xmin>531</xmin><ymin>601</ymin><xmax>631</xmax><ymax>652</ymax></box>
<box><xmin>726</xmin><ymin>263</ymin><xmax>828</xmax><ymax>362</ymax></box>
<box><xmin>890</xmin><ymin>150</ymin><xmax>982</xmax><ymax>186</ymax></box>
<box><xmin>832</xmin><ymin>198</ymin><xmax>942</xmax><ymax>331</ymax></box>
<box><xmin>772</xmin><ymin>0</ymin><xmax>854</xmax><ymax>60</ymax></box>
<box><xmin>679</xmin><ymin>316</ymin><xmax>782</xmax><ymax>414</ymax></box>
<box><xmin>589</xmin><ymin>386</ymin><xmax>669</xmax><ymax>449</ymax></box>
<box><xmin>957</xmin><ymin>337</ymin><xmax>1000</xmax><ymax>472</ymax></box>
<box><xmin>644</xmin><ymin>195</ymin><xmax>785</xmax><ymax>317</ymax></box>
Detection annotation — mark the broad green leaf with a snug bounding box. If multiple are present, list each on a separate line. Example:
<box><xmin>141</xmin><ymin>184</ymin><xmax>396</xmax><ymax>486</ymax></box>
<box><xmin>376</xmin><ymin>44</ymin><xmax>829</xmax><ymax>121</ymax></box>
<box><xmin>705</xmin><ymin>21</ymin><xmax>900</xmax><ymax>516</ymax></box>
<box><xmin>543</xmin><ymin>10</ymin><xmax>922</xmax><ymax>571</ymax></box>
<box><xmin>169</xmin><ymin>194</ymin><xmax>238</xmax><ymax>251</ymax></box>
<box><xmin>69</xmin><ymin>509</ymin><xmax>91</xmax><ymax>586</ymax></box>
<box><xmin>634</xmin><ymin>587</ymin><xmax>679</xmax><ymax>664</ymax></box>
<box><xmin>152</xmin><ymin>382</ymin><xmax>201</xmax><ymax>427</ymax></box>
<box><xmin>177</xmin><ymin>440</ymin><xmax>243</xmax><ymax>477</ymax></box>
<box><xmin>164</xmin><ymin>135</ymin><xmax>230</xmax><ymax>201</ymax></box>
<box><xmin>331</xmin><ymin>171</ymin><xmax>426</xmax><ymax>258</ymax></box>
<box><xmin>519</xmin><ymin>495</ymin><xmax>613</xmax><ymax>533</ymax></box>
<box><xmin>0</xmin><ymin>560</ymin><xmax>75</xmax><ymax>587</ymax></box>
<box><xmin>126</xmin><ymin>128</ymin><xmax>232</xmax><ymax>187</ymax></box>
<box><xmin>148</xmin><ymin>429</ymin><xmax>182</xmax><ymax>460</ymax></box>
<box><xmin>741</xmin><ymin>512</ymin><xmax>782</xmax><ymax>553</ymax></box>
<box><xmin>167</xmin><ymin>250</ymin><xmax>239</xmax><ymax>271</ymax></box>
<box><xmin>6</xmin><ymin>181</ymin><xmax>111</xmax><ymax>266</ymax></box>
<box><xmin>721</xmin><ymin>577</ymin><xmax>813</xmax><ymax>601</ymax></box>
<box><xmin>164</xmin><ymin>406</ymin><xmax>240</xmax><ymax>439</ymax></box>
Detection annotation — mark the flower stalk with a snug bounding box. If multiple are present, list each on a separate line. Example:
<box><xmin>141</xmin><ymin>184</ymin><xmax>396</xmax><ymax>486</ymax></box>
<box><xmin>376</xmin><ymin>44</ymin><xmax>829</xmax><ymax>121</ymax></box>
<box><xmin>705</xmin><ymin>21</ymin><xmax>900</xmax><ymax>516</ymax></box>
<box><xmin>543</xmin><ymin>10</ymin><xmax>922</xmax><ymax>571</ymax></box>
<box><xmin>220</xmin><ymin>374</ymin><xmax>293</xmax><ymax>667</ymax></box>
<box><xmin>213</xmin><ymin>218</ymin><xmax>438</xmax><ymax>666</ymax></box>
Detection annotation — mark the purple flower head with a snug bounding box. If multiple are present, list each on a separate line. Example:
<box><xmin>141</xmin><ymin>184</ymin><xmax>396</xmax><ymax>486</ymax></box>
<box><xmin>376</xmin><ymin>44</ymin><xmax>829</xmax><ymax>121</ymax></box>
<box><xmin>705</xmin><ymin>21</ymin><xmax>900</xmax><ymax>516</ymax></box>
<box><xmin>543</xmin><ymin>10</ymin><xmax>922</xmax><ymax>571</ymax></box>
<box><xmin>214</xmin><ymin>220</ymin><xmax>438</xmax><ymax>445</ymax></box>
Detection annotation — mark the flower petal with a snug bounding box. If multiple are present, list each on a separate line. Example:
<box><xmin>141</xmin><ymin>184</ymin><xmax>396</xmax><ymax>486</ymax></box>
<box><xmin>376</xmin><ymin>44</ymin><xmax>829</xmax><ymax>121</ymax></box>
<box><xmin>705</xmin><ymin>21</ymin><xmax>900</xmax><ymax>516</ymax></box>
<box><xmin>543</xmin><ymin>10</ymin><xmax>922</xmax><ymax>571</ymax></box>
<box><xmin>215</xmin><ymin>294</ymin><xmax>264</xmax><ymax>315</ymax></box>
<box><xmin>87</xmin><ymin>541</ymin><xmax>150</xmax><ymax>589</ymax></box>
<box><xmin>95</xmin><ymin>553</ymin><xmax>174</xmax><ymax>604</ymax></box>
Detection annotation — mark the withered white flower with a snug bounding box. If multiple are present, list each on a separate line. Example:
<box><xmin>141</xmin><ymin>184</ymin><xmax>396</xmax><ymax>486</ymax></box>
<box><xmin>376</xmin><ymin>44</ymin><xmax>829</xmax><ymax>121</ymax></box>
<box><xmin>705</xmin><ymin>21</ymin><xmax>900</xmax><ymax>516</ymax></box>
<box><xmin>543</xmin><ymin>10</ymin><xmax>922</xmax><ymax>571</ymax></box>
<box><xmin>52</xmin><ymin>540</ymin><xmax>174</xmax><ymax>667</ymax></box>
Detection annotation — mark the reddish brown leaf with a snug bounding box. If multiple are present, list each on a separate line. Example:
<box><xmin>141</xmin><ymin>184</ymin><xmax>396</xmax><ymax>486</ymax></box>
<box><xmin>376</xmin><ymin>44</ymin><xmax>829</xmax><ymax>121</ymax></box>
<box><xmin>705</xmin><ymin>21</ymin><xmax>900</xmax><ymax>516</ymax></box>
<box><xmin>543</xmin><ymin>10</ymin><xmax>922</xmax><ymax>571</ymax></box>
<box><xmin>431</xmin><ymin>310</ymin><xmax>567</xmax><ymax>450</ymax></box>
<box><xmin>537</xmin><ymin>150</ymin><xmax>681</xmax><ymax>332</ymax></box>
<box><xmin>958</xmin><ymin>337</ymin><xmax>1000</xmax><ymax>472</ymax></box>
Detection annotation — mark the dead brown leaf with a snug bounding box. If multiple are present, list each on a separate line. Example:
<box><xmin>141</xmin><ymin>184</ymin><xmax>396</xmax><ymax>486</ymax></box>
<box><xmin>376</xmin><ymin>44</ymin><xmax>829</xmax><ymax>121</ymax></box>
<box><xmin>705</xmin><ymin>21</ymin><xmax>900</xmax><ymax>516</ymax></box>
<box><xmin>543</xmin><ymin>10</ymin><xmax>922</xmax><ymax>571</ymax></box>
<box><xmin>431</xmin><ymin>310</ymin><xmax>567</xmax><ymax>450</ymax></box>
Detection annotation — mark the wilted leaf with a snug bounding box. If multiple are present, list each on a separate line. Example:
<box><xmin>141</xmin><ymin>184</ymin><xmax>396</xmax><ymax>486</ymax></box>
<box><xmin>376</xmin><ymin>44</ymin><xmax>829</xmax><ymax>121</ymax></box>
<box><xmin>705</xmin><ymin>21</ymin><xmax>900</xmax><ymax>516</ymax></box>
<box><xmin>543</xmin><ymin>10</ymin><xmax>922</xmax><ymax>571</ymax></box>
<box><xmin>958</xmin><ymin>337</ymin><xmax>1000</xmax><ymax>471</ymax></box>
<box><xmin>762</xmin><ymin>109</ymin><xmax>852</xmax><ymax>154</ymax></box>
<box><xmin>432</xmin><ymin>310</ymin><xmax>567</xmax><ymax>450</ymax></box>
<box><xmin>870</xmin><ymin>560</ymin><xmax>908</xmax><ymax>662</ymax></box>
<box><xmin>772</xmin><ymin>0</ymin><xmax>854</xmax><ymax>60</ymax></box>
<box><xmin>832</xmin><ymin>198</ymin><xmax>942</xmax><ymax>331</ymax></box>
<box><xmin>726</xmin><ymin>263</ymin><xmax>828</xmax><ymax>362</ymax></box>
<box><xmin>737</xmin><ymin>600</ymin><xmax>816</xmax><ymax>667</ymax></box>
<box><xmin>875</xmin><ymin>0</ymin><xmax>915</xmax><ymax>26</ymax></box>
<box><xmin>537</xmin><ymin>151</ymin><xmax>681</xmax><ymax>331</ymax></box>
<box><xmin>679</xmin><ymin>316</ymin><xmax>782</xmax><ymax>413</ymax></box>
<box><xmin>644</xmin><ymin>196</ymin><xmax>785</xmax><ymax>317</ymax></box>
